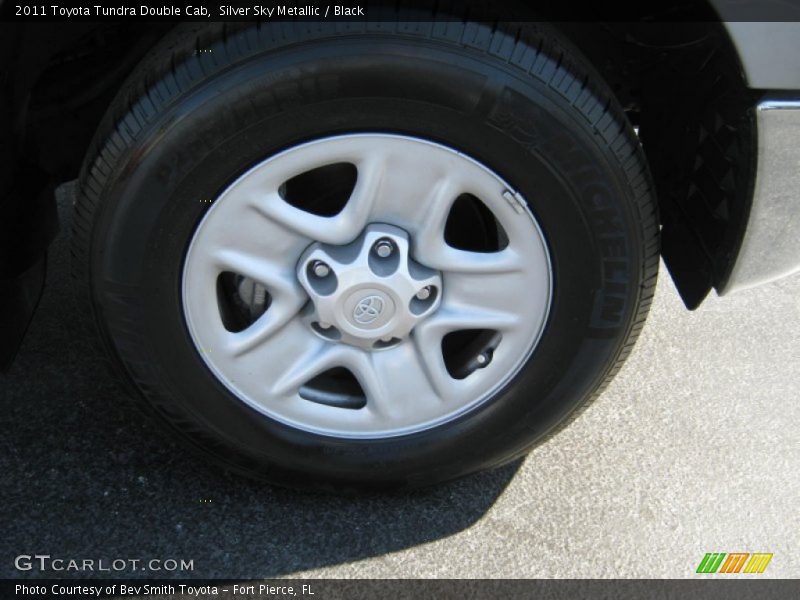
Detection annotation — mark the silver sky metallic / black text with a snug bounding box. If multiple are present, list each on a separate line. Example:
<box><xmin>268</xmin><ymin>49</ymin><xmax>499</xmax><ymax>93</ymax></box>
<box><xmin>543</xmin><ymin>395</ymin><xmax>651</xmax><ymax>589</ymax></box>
<box><xmin>220</xmin><ymin>5</ymin><xmax>365</xmax><ymax>17</ymax></box>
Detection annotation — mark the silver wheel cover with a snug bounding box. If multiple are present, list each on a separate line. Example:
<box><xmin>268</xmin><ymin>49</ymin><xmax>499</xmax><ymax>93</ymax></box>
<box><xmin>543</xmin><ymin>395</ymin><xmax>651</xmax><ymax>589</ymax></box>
<box><xmin>182</xmin><ymin>134</ymin><xmax>551</xmax><ymax>438</ymax></box>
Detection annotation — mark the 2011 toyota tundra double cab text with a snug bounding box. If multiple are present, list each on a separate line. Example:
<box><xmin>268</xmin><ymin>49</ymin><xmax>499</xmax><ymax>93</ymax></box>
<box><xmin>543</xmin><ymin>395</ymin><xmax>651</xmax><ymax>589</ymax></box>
<box><xmin>1</xmin><ymin>5</ymin><xmax>799</xmax><ymax>491</ymax></box>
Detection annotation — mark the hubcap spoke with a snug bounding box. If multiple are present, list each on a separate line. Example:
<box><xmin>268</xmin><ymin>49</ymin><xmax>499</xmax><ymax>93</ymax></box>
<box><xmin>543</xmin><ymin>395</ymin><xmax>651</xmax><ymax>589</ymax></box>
<box><xmin>190</xmin><ymin>200</ymin><xmax>305</xmax><ymax>278</ymax></box>
<box><xmin>203</xmin><ymin>319</ymin><xmax>320</xmax><ymax>399</ymax></box>
<box><xmin>249</xmin><ymin>181</ymin><xmax>373</xmax><ymax>246</ymax></box>
<box><xmin>208</xmin><ymin>248</ymin><xmax>307</xmax><ymax>356</ymax></box>
<box><xmin>439</xmin><ymin>270</ymin><xmax>529</xmax><ymax>330</ymax></box>
<box><xmin>419</xmin><ymin>304</ymin><xmax>519</xmax><ymax>334</ymax></box>
<box><xmin>269</xmin><ymin>339</ymin><xmax>352</xmax><ymax>397</ymax></box>
<box><xmin>212</xmin><ymin>248</ymin><xmax>302</xmax><ymax>298</ymax></box>
<box><xmin>369</xmin><ymin>151</ymin><xmax>464</xmax><ymax>236</ymax></box>
<box><xmin>416</xmin><ymin>244</ymin><xmax>524</xmax><ymax>274</ymax></box>
<box><xmin>224</xmin><ymin>296</ymin><xmax>305</xmax><ymax>357</ymax></box>
<box><xmin>246</xmin><ymin>146</ymin><xmax>388</xmax><ymax>245</ymax></box>
<box><xmin>351</xmin><ymin>342</ymin><xmax>447</xmax><ymax>420</ymax></box>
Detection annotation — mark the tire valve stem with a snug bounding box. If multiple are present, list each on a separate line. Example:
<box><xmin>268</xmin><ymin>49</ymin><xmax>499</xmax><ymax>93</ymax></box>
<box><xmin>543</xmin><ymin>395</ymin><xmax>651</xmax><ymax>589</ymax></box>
<box><xmin>466</xmin><ymin>350</ymin><xmax>493</xmax><ymax>377</ymax></box>
<box><xmin>456</xmin><ymin>350</ymin><xmax>493</xmax><ymax>379</ymax></box>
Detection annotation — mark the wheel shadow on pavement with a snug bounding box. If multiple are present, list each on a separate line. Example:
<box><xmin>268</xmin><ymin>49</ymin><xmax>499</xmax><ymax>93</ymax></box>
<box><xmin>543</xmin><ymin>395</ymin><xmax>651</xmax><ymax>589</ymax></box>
<box><xmin>0</xmin><ymin>184</ymin><xmax>520</xmax><ymax>578</ymax></box>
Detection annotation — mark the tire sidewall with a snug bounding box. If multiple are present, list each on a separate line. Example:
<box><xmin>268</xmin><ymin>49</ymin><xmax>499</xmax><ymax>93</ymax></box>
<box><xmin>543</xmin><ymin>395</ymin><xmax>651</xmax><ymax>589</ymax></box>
<box><xmin>88</xmin><ymin>34</ymin><xmax>645</xmax><ymax>488</ymax></box>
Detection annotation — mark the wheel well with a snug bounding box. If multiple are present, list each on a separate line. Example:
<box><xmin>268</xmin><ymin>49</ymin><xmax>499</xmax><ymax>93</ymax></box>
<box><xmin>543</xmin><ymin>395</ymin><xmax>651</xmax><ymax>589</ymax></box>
<box><xmin>0</xmin><ymin>23</ymin><xmax>174</xmax><ymax>284</ymax></box>
<box><xmin>553</xmin><ymin>20</ymin><xmax>758</xmax><ymax>308</ymax></box>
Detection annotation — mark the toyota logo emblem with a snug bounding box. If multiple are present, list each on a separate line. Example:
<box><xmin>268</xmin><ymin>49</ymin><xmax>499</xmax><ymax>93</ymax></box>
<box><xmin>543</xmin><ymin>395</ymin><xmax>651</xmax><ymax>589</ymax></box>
<box><xmin>353</xmin><ymin>295</ymin><xmax>384</xmax><ymax>324</ymax></box>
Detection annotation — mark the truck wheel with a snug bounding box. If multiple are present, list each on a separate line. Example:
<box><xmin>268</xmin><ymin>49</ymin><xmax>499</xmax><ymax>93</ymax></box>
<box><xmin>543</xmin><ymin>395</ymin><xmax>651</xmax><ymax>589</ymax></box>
<box><xmin>72</xmin><ymin>22</ymin><xmax>658</xmax><ymax>491</ymax></box>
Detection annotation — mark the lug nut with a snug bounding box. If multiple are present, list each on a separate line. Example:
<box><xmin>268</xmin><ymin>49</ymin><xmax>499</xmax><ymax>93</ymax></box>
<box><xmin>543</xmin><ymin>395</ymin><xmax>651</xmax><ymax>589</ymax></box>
<box><xmin>318</xmin><ymin>321</ymin><xmax>332</xmax><ymax>329</ymax></box>
<box><xmin>415</xmin><ymin>286</ymin><xmax>432</xmax><ymax>301</ymax></box>
<box><xmin>476</xmin><ymin>352</ymin><xmax>489</xmax><ymax>366</ymax></box>
<box><xmin>311</xmin><ymin>260</ymin><xmax>330</xmax><ymax>278</ymax></box>
<box><xmin>374</xmin><ymin>239</ymin><xmax>394</xmax><ymax>258</ymax></box>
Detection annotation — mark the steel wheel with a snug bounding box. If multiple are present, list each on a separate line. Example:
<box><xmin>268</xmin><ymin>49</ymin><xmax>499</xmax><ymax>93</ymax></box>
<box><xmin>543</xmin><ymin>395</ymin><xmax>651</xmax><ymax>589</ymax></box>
<box><xmin>74</xmin><ymin>20</ymin><xmax>658</xmax><ymax>489</ymax></box>
<box><xmin>182</xmin><ymin>135</ymin><xmax>552</xmax><ymax>438</ymax></box>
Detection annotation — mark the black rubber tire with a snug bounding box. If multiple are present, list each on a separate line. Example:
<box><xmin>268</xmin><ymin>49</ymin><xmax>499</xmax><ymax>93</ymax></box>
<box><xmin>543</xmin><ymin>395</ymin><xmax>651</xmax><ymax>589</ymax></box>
<box><xmin>72</xmin><ymin>21</ymin><xmax>659</xmax><ymax>492</ymax></box>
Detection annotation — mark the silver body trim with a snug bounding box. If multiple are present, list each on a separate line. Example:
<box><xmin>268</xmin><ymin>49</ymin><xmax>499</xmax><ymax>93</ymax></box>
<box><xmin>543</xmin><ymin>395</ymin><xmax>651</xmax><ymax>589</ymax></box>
<box><xmin>721</xmin><ymin>100</ymin><xmax>800</xmax><ymax>294</ymax></box>
<box><xmin>722</xmin><ymin>22</ymin><xmax>800</xmax><ymax>90</ymax></box>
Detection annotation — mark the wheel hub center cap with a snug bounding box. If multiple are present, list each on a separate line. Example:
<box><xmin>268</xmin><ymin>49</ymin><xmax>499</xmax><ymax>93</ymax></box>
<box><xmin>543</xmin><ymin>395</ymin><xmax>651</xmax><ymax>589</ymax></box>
<box><xmin>296</xmin><ymin>224</ymin><xmax>442</xmax><ymax>349</ymax></box>
<box><xmin>347</xmin><ymin>290</ymin><xmax>394</xmax><ymax>329</ymax></box>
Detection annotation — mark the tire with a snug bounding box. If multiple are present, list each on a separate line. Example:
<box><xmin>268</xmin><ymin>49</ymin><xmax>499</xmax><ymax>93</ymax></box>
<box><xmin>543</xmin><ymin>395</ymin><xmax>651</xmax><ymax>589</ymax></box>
<box><xmin>72</xmin><ymin>21</ymin><xmax>659</xmax><ymax>492</ymax></box>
